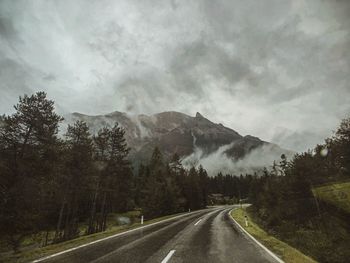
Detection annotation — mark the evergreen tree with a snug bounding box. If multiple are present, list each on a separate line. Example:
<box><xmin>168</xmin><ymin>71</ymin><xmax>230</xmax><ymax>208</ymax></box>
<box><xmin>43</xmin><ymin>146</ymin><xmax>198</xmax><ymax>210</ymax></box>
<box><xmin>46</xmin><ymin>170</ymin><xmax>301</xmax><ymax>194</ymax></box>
<box><xmin>0</xmin><ymin>92</ymin><xmax>63</xmax><ymax>251</ymax></box>
<box><xmin>56</xmin><ymin>121</ymin><xmax>94</xmax><ymax>240</ymax></box>
<box><xmin>198</xmin><ymin>165</ymin><xmax>209</xmax><ymax>207</ymax></box>
<box><xmin>107</xmin><ymin>124</ymin><xmax>132</xmax><ymax>214</ymax></box>
<box><xmin>88</xmin><ymin>124</ymin><xmax>132</xmax><ymax>233</ymax></box>
<box><xmin>142</xmin><ymin>147</ymin><xmax>166</xmax><ymax>218</ymax></box>
<box><xmin>135</xmin><ymin>163</ymin><xmax>149</xmax><ymax>207</ymax></box>
<box><xmin>168</xmin><ymin>153</ymin><xmax>187</xmax><ymax>211</ymax></box>
<box><xmin>186</xmin><ymin>167</ymin><xmax>202</xmax><ymax>210</ymax></box>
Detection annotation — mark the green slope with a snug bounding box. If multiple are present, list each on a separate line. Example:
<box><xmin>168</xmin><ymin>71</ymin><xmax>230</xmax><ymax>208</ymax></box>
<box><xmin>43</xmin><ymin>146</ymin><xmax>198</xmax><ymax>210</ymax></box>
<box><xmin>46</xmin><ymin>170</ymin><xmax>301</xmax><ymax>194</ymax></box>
<box><xmin>312</xmin><ymin>181</ymin><xmax>350</xmax><ymax>213</ymax></box>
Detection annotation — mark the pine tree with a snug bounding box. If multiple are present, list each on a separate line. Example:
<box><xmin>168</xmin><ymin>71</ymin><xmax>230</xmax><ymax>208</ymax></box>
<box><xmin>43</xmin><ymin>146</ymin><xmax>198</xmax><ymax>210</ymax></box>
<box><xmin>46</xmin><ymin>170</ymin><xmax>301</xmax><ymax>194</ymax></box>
<box><xmin>198</xmin><ymin>165</ymin><xmax>209</xmax><ymax>208</ymax></box>
<box><xmin>135</xmin><ymin>163</ymin><xmax>149</xmax><ymax>207</ymax></box>
<box><xmin>56</xmin><ymin>121</ymin><xmax>94</xmax><ymax>240</ymax></box>
<box><xmin>186</xmin><ymin>167</ymin><xmax>202</xmax><ymax>210</ymax></box>
<box><xmin>87</xmin><ymin>127</ymin><xmax>109</xmax><ymax>234</ymax></box>
<box><xmin>88</xmin><ymin>123</ymin><xmax>132</xmax><ymax>233</ymax></box>
<box><xmin>0</xmin><ymin>92</ymin><xmax>63</xmax><ymax>251</ymax></box>
<box><xmin>142</xmin><ymin>147</ymin><xmax>166</xmax><ymax>218</ymax></box>
<box><xmin>141</xmin><ymin>147</ymin><xmax>184</xmax><ymax>218</ymax></box>
<box><xmin>168</xmin><ymin>153</ymin><xmax>187</xmax><ymax>211</ymax></box>
<box><xmin>107</xmin><ymin>124</ymin><xmax>132</xmax><ymax>214</ymax></box>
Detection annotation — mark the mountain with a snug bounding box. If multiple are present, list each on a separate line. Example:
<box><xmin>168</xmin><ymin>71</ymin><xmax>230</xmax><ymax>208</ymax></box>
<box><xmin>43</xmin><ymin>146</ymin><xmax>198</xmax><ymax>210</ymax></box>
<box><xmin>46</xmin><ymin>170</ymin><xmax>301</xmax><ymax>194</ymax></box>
<box><xmin>64</xmin><ymin>111</ymin><xmax>294</xmax><ymax>174</ymax></box>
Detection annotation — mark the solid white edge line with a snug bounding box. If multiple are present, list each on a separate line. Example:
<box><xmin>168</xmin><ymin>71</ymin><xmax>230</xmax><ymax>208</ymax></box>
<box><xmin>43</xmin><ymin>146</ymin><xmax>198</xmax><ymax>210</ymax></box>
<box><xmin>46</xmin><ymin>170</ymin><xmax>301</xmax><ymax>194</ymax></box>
<box><xmin>32</xmin><ymin>209</ymin><xmax>213</xmax><ymax>263</ymax></box>
<box><xmin>194</xmin><ymin>219</ymin><xmax>202</xmax><ymax>226</ymax></box>
<box><xmin>228</xmin><ymin>208</ymin><xmax>285</xmax><ymax>263</ymax></box>
<box><xmin>161</xmin><ymin>250</ymin><xmax>176</xmax><ymax>263</ymax></box>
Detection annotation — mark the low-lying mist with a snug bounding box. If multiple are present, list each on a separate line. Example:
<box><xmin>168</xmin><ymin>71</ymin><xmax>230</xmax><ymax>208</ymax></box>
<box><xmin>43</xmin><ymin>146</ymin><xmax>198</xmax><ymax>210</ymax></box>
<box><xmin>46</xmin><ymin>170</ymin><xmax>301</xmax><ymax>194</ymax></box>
<box><xmin>182</xmin><ymin>142</ymin><xmax>293</xmax><ymax>176</ymax></box>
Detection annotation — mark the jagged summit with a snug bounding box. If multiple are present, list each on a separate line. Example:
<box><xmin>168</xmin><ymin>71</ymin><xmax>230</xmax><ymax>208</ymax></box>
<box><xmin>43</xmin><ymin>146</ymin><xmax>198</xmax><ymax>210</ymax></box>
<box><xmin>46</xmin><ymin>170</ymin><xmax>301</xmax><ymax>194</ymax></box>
<box><xmin>195</xmin><ymin>112</ymin><xmax>204</xmax><ymax>118</ymax></box>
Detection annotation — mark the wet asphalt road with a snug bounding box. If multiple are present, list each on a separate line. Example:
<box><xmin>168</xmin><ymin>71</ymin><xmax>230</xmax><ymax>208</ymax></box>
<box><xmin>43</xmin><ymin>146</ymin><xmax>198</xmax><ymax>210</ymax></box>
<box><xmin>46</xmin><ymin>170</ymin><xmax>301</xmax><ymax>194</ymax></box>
<box><xmin>36</xmin><ymin>207</ymin><xmax>279</xmax><ymax>263</ymax></box>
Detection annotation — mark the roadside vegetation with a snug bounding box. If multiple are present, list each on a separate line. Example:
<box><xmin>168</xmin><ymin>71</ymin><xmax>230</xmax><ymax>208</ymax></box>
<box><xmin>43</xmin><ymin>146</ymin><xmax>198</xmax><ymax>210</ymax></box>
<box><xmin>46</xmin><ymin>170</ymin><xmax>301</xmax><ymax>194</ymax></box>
<box><xmin>231</xmin><ymin>208</ymin><xmax>316</xmax><ymax>263</ymax></box>
<box><xmin>244</xmin><ymin>118</ymin><xmax>350</xmax><ymax>263</ymax></box>
<box><xmin>312</xmin><ymin>182</ymin><xmax>350</xmax><ymax>214</ymax></box>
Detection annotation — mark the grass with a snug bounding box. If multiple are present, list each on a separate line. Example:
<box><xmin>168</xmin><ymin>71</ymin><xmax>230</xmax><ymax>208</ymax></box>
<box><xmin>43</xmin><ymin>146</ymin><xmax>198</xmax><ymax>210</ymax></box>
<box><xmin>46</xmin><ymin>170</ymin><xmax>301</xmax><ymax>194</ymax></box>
<box><xmin>230</xmin><ymin>208</ymin><xmax>317</xmax><ymax>263</ymax></box>
<box><xmin>0</xmin><ymin>211</ymin><xmax>143</xmax><ymax>256</ymax></box>
<box><xmin>312</xmin><ymin>182</ymin><xmax>350</xmax><ymax>214</ymax></box>
<box><xmin>0</xmin><ymin>211</ymin><xmax>189</xmax><ymax>263</ymax></box>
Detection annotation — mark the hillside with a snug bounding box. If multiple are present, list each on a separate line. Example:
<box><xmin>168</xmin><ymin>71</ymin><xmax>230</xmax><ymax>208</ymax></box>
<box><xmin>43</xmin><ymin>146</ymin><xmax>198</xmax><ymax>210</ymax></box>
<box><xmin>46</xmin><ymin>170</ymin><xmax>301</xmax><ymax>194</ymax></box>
<box><xmin>313</xmin><ymin>182</ymin><xmax>350</xmax><ymax>214</ymax></box>
<box><xmin>65</xmin><ymin>111</ymin><xmax>293</xmax><ymax>174</ymax></box>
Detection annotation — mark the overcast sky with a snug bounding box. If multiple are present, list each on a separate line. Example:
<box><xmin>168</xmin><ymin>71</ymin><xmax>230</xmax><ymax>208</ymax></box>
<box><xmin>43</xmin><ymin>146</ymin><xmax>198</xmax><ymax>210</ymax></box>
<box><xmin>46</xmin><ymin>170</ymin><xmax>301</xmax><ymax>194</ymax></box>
<box><xmin>0</xmin><ymin>0</ymin><xmax>349</xmax><ymax>152</ymax></box>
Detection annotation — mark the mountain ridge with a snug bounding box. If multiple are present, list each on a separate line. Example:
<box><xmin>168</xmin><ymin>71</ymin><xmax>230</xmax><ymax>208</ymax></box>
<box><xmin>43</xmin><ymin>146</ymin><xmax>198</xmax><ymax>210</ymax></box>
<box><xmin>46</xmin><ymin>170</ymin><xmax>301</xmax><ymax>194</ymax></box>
<box><xmin>65</xmin><ymin>110</ymin><xmax>294</xmax><ymax>174</ymax></box>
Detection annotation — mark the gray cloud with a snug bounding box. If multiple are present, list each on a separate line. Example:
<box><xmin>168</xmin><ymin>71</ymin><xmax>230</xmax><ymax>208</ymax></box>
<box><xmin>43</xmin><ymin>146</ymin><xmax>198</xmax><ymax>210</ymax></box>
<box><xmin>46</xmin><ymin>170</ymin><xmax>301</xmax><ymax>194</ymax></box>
<box><xmin>0</xmin><ymin>16</ymin><xmax>16</xmax><ymax>39</ymax></box>
<box><xmin>0</xmin><ymin>0</ymin><xmax>349</xmax><ymax>152</ymax></box>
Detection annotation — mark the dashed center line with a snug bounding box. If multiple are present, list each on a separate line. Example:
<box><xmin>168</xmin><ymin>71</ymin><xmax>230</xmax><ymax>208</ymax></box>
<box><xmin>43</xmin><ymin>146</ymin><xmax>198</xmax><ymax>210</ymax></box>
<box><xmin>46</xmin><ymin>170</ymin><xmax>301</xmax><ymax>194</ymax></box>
<box><xmin>194</xmin><ymin>219</ymin><xmax>202</xmax><ymax>226</ymax></box>
<box><xmin>161</xmin><ymin>250</ymin><xmax>176</xmax><ymax>263</ymax></box>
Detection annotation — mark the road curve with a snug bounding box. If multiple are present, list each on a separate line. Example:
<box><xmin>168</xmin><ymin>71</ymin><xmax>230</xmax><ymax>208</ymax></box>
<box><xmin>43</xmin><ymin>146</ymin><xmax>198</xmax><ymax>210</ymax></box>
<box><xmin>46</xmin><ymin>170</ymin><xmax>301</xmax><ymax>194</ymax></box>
<box><xmin>35</xmin><ymin>207</ymin><xmax>279</xmax><ymax>263</ymax></box>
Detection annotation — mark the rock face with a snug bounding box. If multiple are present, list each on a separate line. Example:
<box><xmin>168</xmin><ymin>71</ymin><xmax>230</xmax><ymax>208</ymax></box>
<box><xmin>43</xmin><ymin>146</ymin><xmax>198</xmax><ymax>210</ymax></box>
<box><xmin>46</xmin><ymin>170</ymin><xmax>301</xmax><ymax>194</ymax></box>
<box><xmin>65</xmin><ymin>111</ymin><xmax>293</xmax><ymax>173</ymax></box>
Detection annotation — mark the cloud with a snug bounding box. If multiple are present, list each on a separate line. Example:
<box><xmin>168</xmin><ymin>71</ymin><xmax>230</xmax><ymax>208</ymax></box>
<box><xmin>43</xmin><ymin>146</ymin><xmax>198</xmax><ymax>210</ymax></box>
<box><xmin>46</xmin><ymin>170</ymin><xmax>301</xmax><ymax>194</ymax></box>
<box><xmin>182</xmin><ymin>141</ymin><xmax>291</xmax><ymax>176</ymax></box>
<box><xmin>0</xmin><ymin>0</ymin><xmax>349</xmax><ymax>152</ymax></box>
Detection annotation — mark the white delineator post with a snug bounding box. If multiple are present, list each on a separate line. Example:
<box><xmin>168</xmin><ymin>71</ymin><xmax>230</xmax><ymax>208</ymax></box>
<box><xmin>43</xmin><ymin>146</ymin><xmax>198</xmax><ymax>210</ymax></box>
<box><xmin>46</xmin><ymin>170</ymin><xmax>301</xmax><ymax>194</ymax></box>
<box><xmin>141</xmin><ymin>215</ymin><xmax>144</xmax><ymax>225</ymax></box>
<box><xmin>244</xmin><ymin>215</ymin><xmax>249</xmax><ymax>227</ymax></box>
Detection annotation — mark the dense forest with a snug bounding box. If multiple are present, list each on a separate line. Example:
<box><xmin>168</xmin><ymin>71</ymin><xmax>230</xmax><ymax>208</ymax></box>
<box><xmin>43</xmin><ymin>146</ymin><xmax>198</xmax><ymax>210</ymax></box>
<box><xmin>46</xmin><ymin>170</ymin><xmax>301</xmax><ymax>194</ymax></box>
<box><xmin>1</xmin><ymin>92</ymin><xmax>349</xmax><ymax>263</ymax></box>
<box><xmin>0</xmin><ymin>92</ymin><xmax>234</xmax><ymax>252</ymax></box>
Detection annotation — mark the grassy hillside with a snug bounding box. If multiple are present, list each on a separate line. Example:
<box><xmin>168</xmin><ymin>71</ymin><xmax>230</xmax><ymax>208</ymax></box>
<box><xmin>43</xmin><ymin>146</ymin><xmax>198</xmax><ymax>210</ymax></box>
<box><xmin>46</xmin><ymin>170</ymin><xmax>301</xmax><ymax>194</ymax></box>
<box><xmin>312</xmin><ymin>181</ymin><xmax>350</xmax><ymax>213</ymax></box>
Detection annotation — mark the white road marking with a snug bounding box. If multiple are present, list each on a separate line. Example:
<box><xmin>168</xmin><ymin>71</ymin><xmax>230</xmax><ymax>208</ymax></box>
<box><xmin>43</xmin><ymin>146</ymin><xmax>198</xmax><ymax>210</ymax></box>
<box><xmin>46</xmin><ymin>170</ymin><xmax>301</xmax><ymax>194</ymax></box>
<box><xmin>194</xmin><ymin>219</ymin><xmax>202</xmax><ymax>226</ymax></box>
<box><xmin>228</xmin><ymin>209</ymin><xmax>285</xmax><ymax>263</ymax></box>
<box><xmin>161</xmin><ymin>250</ymin><xmax>176</xmax><ymax>263</ymax></box>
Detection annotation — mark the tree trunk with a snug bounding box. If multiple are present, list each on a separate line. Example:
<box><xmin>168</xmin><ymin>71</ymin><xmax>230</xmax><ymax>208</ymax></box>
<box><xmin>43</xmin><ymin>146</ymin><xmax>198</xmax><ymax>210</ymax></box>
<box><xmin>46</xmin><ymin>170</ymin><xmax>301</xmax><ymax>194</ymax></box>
<box><xmin>88</xmin><ymin>188</ymin><xmax>99</xmax><ymax>234</ymax></box>
<box><xmin>63</xmin><ymin>199</ymin><xmax>71</xmax><ymax>240</ymax></box>
<box><xmin>98</xmin><ymin>191</ymin><xmax>107</xmax><ymax>232</ymax></box>
<box><xmin>44</xmin><ymin>230</ymin><xmax>49</xmax><ymax>246</ymax></box>
<box><xmin>54</xmin><ymin>195</ymin><xmax>66</xmax><ymax>241</ymax></box>
<box><xmin>68</xmin><ymin>193</ymin><xmax>79</xmax><ymax>239</ymax></box>
<box><xmin>102</xmin><ymin>193</ymin><xmax>109</xmax><ymax>231</ymax></box>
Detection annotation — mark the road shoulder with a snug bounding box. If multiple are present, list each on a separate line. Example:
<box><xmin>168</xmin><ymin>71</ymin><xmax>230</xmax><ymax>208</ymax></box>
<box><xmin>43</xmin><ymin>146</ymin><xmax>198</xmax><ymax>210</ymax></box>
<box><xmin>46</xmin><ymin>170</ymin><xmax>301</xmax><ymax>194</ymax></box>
<box><xmin>230</xmin><ymin>208</ymin><xmax>317</xmax><ymax>263</ymax></box>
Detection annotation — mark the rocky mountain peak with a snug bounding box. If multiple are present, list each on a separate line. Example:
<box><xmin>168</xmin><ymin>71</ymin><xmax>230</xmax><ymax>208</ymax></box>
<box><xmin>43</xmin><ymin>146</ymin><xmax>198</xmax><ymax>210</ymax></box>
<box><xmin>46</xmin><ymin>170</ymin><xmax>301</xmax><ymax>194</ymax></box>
<box><xmin>195</xmin><ymin>112</ymin><xmax>204</xmax><ymax>118</ymax></box>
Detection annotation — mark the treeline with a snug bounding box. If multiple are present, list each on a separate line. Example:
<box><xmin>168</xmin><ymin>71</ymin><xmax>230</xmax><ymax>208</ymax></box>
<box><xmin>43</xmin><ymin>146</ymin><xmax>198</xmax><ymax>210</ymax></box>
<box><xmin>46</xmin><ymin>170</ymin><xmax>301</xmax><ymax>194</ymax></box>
<box><xmin>135</xmin><ymin>152</ymin><xmax>209</xmax><ymax>218</ymax></box>
<box><xmin>0</xmin><ymin>92</ymin><xmax>210</xmax><ymax>252</ymax></box>
<box><xmin>245</xmin><ymin>118</ymin><xmax>350</xmax><ymax>262</ymax></box>
<box><xmin>207</xmin><ymin>172</ymin><xmax>253</xmax><ymax>201</ymax></box>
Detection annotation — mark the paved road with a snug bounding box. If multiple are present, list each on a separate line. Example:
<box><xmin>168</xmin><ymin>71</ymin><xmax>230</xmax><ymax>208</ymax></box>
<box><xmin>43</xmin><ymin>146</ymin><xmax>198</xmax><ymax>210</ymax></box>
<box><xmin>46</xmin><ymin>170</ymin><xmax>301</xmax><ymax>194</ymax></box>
<box><xmin>37</xmin><ymin>207</ymin><xmax>279</xmax><ymax>263</ymax></box>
